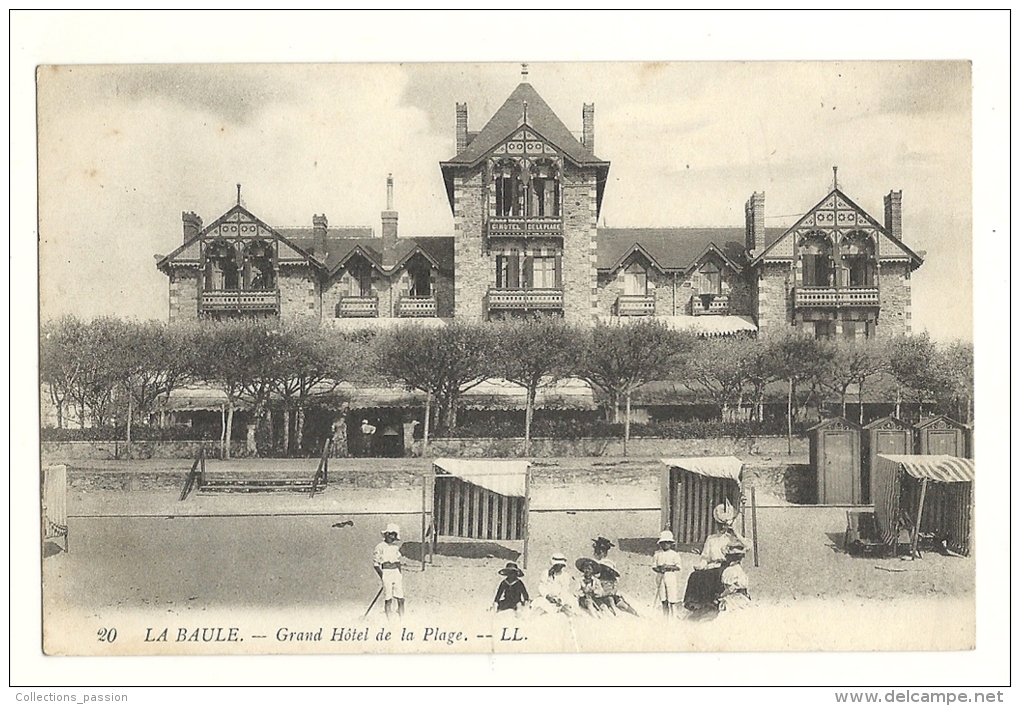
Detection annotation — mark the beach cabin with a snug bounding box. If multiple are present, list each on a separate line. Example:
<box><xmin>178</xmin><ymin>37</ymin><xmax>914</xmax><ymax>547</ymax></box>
<box><xmin>809</xmin><ymin>417</ymin><xmax>863</xmax><ymax>505</ymax></box>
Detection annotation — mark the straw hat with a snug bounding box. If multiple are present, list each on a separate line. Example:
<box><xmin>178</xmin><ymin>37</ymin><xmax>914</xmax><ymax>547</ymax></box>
<box><xmin>498</xmin><ymin>562</ymin><xmax>524</xmax><ymax>578</ymax></box>
<box><xmin>575</xmin><ymin>557</ymin><xmax>600</xmax><ymax>574</ymax></box>
<box><xmin>550</xmin><ymin>553</ymin><xmax>568</xmax><ymax>567</ymax></box>
<box><xmin>598</xmin><ymin>560</ymin><xmax>621</xmax><ymax>579</ymax></box>
<box><xmin>382</xmin><ymin>523</ymin><xmax>400</xmax><ymax>539</ymax></box>
<box><xmin>713</xmin><ymin>501</ymin><xmax>738</xmax><ymax>526</ymax></box>
<box><xmin>658</xmin><ymin>530</ymin><xmax>675</xmax><ymax>544</ymax></box>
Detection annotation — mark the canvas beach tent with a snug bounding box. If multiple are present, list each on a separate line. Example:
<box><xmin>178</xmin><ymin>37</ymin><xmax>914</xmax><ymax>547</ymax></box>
<box><xmin>873</xmin><ymin>454</ymin><xmax>975</xmax><ymax>557</ymax></box>
<box><xmin>425</xmin><ymin>458</ymin><xmax>533</xmax><ymax>567</ymax></box>
<box><xmin>659</xmin><ymin>456</ymin><xmax>745</xmax><ymax>546</ymax></box>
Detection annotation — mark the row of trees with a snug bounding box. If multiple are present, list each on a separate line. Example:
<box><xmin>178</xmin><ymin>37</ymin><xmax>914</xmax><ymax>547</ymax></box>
<box><xmin>40</xmin><ymin>315</ymin><xmax>973</xmax><ymax>457</ymax></box>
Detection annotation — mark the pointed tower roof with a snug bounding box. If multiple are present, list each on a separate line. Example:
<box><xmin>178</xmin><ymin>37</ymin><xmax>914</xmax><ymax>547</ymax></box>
<box><xmin>440</xmin><ymin>81</ymin><xmax>610</xmax><ymax>214</ymax></box>
<box><xmin>445</xmin><ymin>82</ymin><xmax>605</xmax><ymax>166</ymax></box>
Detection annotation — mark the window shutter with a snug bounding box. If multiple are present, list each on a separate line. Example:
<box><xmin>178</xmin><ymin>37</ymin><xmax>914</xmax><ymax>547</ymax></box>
<box><xmin>554</xmin><ymin>253</ymin><xmax>562</xmax><ymax>288</ymax></box>
<box><xmin>802</xmin><ymin>255</ymin><xmax>815</xmax><ymax>287</ymax></box>
<box><xmin>522</xmin><ymin>256</ymin><xmax>534</xmax><ymax>289</ymax></box>
<box><xmin>509</xmin><ymin>253</ymin><xmax>520</xmax><ymax>289</ymax></box>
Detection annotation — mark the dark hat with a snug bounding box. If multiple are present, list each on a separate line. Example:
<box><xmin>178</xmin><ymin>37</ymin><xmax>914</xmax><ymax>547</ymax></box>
<box><xmin>498</xmin><ymin>562</ymin><xmax>523</xmax><ymax>577</ymax></box>
<box><xmin>575</xmin><ymin>557</ymin><xmax>601</xmax><ymax>573</ymax></box>
<box><xmin>592</xmin><ymin>536</ymin><xmax>615</xmax><ymax>549</ymax></box>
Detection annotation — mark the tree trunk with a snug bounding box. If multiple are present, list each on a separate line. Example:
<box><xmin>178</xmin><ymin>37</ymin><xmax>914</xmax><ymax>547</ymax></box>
<box><xmin>282</xmin><ymin>409</ymin><xmax>291</xmax><ymax>456</ymax></box>
<box><xmin>224</xmin><ymin>402</ymin><xmax>234</xmax><ymax>460</ymax></box>
<box><xmin>423</xmin><ymin>393</ymin><xmax>431</xmax><ymax>458</ymax></box>
<box><xmin>840</xmin><ymin>391</ymin><xmax>847</xmax><ymax>419</ymax></box>
<box><xmin>859</xmin><ymin>383</ymin><xmax>865</xmax><ymax>425</ymax></box>
<box><xmin>787</xmin><ymin>378</ymin><xmax>794</xmax><ymax>455</ymax></box>
<box><xmin>623</xmin><ymin>391</ymin><xmax>632</xmax><ymax>457</ymax></box>
<box><xmin>125</xmin><ymin>388</ymin><xmax>133</xmax><ymax>446</ymax></box>
<box><xmin>296</xmin><ymin>408</ymin><xmax>306</xmax><ymax>454</ymax></box>
<box><xmin>895</xmin><ymin>387</ymin><xmax>902</xmax><ymax>420</ymax></box>
<box><xmin>524</xmin><ymin>387</ymin><xmax>536</xmax><ymax>457</ymax></box>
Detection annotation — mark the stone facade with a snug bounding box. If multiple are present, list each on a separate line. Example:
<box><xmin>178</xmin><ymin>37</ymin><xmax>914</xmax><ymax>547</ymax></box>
<box><xmin>167</xmin><ymin>268</ymin><xmax>200</xmax><ymax>323</ymax></box>
<box><xmin>754</xmin><ymin>262</ymin><xmax>793</xmax><ymax>337</ymax></box>
<box><xmin>560</xmin><ymin>162</ymin><xmax>598</xmax><ymax>324</ymax></box>
<box><xmin>452</xmin><ymin>166</ymin><xmax>487</xmax><ymax>322</ymax></box>
<box><xmin>278</xmin><ymin>266</ymin><xmax>319</xmax><ymax>320</ymax></box>
<box><xmin>875</xmin><ymin>262</ymin><xmax>912</xmax><ymax>338</ymax></box>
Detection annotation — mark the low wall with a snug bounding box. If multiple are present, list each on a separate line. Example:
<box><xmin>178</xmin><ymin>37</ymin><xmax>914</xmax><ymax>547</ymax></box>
<box><xmin>415</xmin><ymin>435</ymin><xmax>808</xmax><ymax>458</ymax></box>
<box><xmin>41</xmin><ymin>440</ymin><xmax>251</xmax><ymax>462</ymax></box>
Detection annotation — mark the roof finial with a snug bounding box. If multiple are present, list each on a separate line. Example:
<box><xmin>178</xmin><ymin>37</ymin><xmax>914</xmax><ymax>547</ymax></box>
<box><xmin>832</xmin><ymin>166</ymin><xmax>838</xmax><ymax>191</ymax></box>
<box><xmin>521</xmin><ymin>63</ymin><xmax>529</xmax><ymax>82</ymax></box>
<box><xmin>522</xmin><ymin>100</ymin><xmax>528</xmax><ymax>126</ymax></box>
<box><xmin>236</xmin><ymin>183</ymin><xmax>241</xmax><ymax>206</ymax></box>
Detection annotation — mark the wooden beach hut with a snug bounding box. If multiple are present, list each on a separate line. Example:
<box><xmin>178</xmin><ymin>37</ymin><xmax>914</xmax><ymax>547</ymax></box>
<box><xmin>659</xmin><ymin>457</ymin><xmax>744</xmax><ymax>546</ymax></box>
<box><xmin>873</xmin><ymin>454</ymin><xmax>975</xmax><ymax>557</ymax></box>
<box><xmin>915</xmin><ymin>415</ymin><xmax>969</xmax><ymax>458</ymax></box>
<box><xmin>427</xmin><ymin>458</ymin><xmax>532</xmax><ymax>566</ymax></box>
<box><xmin>862</xmin><ymin>416</ymin><xmax>912</xmax><ymax>505</ymax></box>
<box><xmin>809</xmin><ymin>417</ymin><xmax>863</xmax><ymax>505</ymax></box>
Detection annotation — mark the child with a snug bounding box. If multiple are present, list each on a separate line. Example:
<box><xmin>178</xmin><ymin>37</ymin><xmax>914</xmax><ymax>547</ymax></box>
<box><xmin>372</xmin><ymin>523</ymin><xmax>404</xmax><ymax>620</ymax></box>
<box><xmin>536</xmin><ymin>554</ymin><xmax>576</xmax><ymax>616</ymax></box>
<box><xmin>652</xmin><ymin>529</ymin><xmax>683</xmax><ymax>618</ymax></box>
<box><xmin>598</xmin><ymin>559</ymin><xmax>639</xmax><ymax>617</ymax></box>
<box><xmin>718</xmin><ymin>542</ymin><xmax>751</xmax><ymax>613</ymax></box>
<box><xmin>574</xmin><ymin>557</ymin><xmax>605</xmax><ymax>617</ymax></box>
<box><xmin>492</xmin><ymin>562</ymin><xmax>529</xmax><ymax>615</ymax></box>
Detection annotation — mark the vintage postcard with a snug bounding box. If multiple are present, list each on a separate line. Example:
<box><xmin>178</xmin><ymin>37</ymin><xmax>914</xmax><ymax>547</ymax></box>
<box><xmin>36</xmin><ymin>56</ymin><xmax>982</xmax><ymax>662</ymax></box>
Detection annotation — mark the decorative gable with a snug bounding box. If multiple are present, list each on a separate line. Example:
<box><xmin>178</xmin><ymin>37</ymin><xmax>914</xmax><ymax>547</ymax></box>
<box><xmin>491</xmin><ymin>128</ymin><xmax>560</xmax><ymax>158</ymax></box>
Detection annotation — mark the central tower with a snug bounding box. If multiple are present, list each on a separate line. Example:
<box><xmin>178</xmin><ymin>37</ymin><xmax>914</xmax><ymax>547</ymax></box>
<box><xmin>440</xmin><ymin>75</ymin><xmax>609</xmax><ymax>324</ymax></box>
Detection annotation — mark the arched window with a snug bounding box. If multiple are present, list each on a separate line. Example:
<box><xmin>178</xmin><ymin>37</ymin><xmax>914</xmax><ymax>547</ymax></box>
<box><xmin>528</xmin><ymin>159</ymin><xmax>560</xmax><ymax>217</ymax></box>
<box><xmin>246</xmin><ymin>240</ymin><xmax>275</xmax><ymax>291</ymax></box>
<box><xmin>842</xmin><ymin>231</ymin><xmax>876</xmax><ymax>287</ymax></box>
<box><xmin>800</xmin><ymin>232</ymin><xmax>833</xmax><ymax>287</ymax></box>
<box><xmin>205</xmin><ymin>241</ymin><xmax>239</xmax><ymax>291</ymax></box>
<box><xmin>493</xmin><ymin>159</ymin><xmax>523</xmax><ymax>217</ymax></box>
<box><xmin>406</xmin><ymin>255</ymin><xmax>432</xmax><ymax>297</ymax></box>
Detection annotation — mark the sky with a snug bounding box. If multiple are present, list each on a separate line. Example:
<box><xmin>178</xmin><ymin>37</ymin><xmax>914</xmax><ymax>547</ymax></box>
<box><xmin>35</xmin><ymin>27</ymin><xmax>976</xmax><ymax>343</ymax></box>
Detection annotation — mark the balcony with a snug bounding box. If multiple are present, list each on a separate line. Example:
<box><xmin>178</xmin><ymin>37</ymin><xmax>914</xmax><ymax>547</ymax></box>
<box><xmin>692</xmin><ymin>294</ymin><xmax>730</xmax><ymax>316</ymax></box>
<box><xmin>616</xmin><ymin>294</ymin><xmax>656</xmax><ymax>316</ymax></box>
<box><xmin>200</xmin><ymin>289</ymin><xmax>279</xmax><ymax>313</ymax></box>
<box><xmin>487</xmin><ymin>288</ymin><xmax>563</xmax><ymax>311</ymax></box>
<box><xmin>336</xmin><ymin>296</ymin><xmax>379</xmax><ymax>318</ymax></box>
<box><xmin>794</xmin><ymin>287</ymin><xmax>880</xmax><ymax>309</ymax></box>
<box><xmin>486</xmin><ymin>216</ymin><xmax>563</xmax><ymax>239</ymax></box>
<box><xmin>397</xmin><ymin>296</ymin><xmax>438</xmax><ymax>318</ymax></box>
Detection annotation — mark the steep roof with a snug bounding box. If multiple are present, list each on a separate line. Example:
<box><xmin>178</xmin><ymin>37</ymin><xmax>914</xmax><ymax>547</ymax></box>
<box><xmin>446</xmin><ymin>82</ymin><xmax>604</xmax><ymax>166</ymax></box>
<box><xmin>280</xmin><ymin>228</ymin><xmax>454</xmax><ymax>275</ymax></box>
<box><xmin>596</xmin><ymin>227</ymin><xmax>784</xmax><ymax>272</ymax></box>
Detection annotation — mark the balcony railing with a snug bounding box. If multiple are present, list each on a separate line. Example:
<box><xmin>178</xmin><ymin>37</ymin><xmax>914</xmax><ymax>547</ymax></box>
<box><xmin>336</xmin><ymin>296</ymin><xmax>379</xmax><ymax>318</ymax></box>
<box><xmin>486</xmin><ymin>216</ymin><xmax>563</xmax><ymax>239</ymax></box>
<box><xmin>616</xmin><ymin>294</ymin><xmax>656</xmax><ymax>316</ymax></box>
<box><xmin>794</xmin><ymin>286</ymin><xmax>880</xmax><ymax>308</ymax></box>
<box><xmin>397</xmin><ymin>296</ymin><xmax>438</xmax><ymax>318</ymax></box>
<box><xmin>692</xmin><ymin>294</ymin><xmax>730</xmax><ymax>316</ymax></box>
<box><xmin>200</xmin><ymin>289</ymin><xmax>280</xmax><ymax>312</ymax></box>
<box><xmin>487</xmin><ymin>288</ymin><xmax>564</xmax><ymax>311</ymax></box>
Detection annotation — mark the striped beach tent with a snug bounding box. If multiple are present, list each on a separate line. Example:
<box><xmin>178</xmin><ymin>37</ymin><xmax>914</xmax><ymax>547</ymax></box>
<box><xmin>660</xmin><ymin>457</ymin><xmax>744</xmax><ymax>546</ymax></box>
<box><xmin>42</xmin><ymin>465</ymin><xmax>68</xmax><ymax>554</ymax></box>
<box><xmin>427</xmin><ymin>458</ymin><xmax>532</xmax><ymax>566</ymax></box>
<box><xmin>873</xmin><ymin>454</ymin><xmax>975</xmax><ymax>556</ymax></box>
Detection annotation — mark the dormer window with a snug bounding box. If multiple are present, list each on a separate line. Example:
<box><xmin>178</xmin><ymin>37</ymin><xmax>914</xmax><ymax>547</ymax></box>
<box><xmin>407</xmin><ymin>256</ymin><xmax>432</xmax><ymax>297</ymax></box>
<box><xmin>347</xmin><ymin>259</ymin><xmax>374</xmax><ymax>298</ymax></box>
<box><xmin>623</xmin><ymin>262</ymin><xmax>648</xmax><ymax>296</ymax></box>
<box><xmin>700</xmin><ymin>261</ymin><xmax>722</xmax><ymax>296</ymax></box>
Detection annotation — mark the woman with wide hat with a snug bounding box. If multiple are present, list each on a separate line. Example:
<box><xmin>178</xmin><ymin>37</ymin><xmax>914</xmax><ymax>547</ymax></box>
<box><xmin>492</xmin><ymin>562</ymin><xmax>530</xmax><ymax>615</ymax></box>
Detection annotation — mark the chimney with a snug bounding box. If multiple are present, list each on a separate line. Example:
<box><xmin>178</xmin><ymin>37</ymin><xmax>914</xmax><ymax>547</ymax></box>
<box><xmin>582</xmin><ymin>103</ymin><xmax>595</xmax><ymax>153</ymax></box>
<box><xmin>312</xmin><ymin>214</ymin><xmax>328</xmax><ymax>259</ymax></box>
<box><xmin>745</xmin><ymin>192</ymin><xmax>766</xmax><ymax>254</ymax></box>
<box><xmin>381</xmin><ymin>174</ymin><xmax>398</xmax><ymax>247</ymax></box>
<box><xmin>884</xmin><ymin>190</ymin><xmax>902</xmax><ymax>240</ymax></box>
<box><xmin>456</xmin><ymin>103</ymin><xmax>469</xmax><ymax>154</ymax></box>
<box><xmin>182</xmin><ymin>211</ymin><xmax>202</xmax><ymax>243</ymax></box>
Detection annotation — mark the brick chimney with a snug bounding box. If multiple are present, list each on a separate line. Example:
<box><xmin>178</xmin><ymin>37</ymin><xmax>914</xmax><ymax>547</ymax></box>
<box><xmin>884</xmin><ymin>190</ymin><xmax>902</xmax><ymax>240</ymax></box>
<box><xmin>745</xmin><ymin>192</ymin><xmax>766</xmax><ymax>254</ymax></box>
<box><xmin>182</xmin><ymin>211</ymin><xmax>202</xmax><ymax>243</ymax></box>
<box><xmin>312</xmin><ymin>214</ymin><xmax>328</xmax><ymax>259</ymax></box>
<box><xmin>582</xmin><ymin>103</ymin><xmax>595</xmax><ymax>153</ymax></box>
<box><xmin>456</xmin><ymin>103</ymin><xmax>469</xmax><ymax>154</ymax></box>
<box><xmin>381</xmin><ymin>174</ymin><xmax>398</xmax><ymax>248</ymax></box>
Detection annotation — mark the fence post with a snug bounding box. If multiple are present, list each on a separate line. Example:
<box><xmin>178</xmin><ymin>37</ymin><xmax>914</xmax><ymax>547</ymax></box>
<box><xmin>522</xmin><ymin>465</ymin><xmax>532</xmax><ymax>570</ymax></box>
